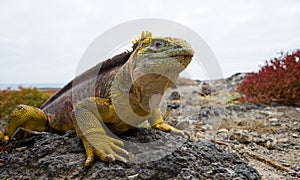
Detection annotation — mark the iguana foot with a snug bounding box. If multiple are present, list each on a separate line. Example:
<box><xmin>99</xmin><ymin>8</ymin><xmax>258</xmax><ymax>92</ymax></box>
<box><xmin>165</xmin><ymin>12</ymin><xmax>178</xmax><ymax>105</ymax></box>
<box><xmin>149</xmin><ymin>109</ymin><xmax>190</xmax><ymax>136</ymax></box>
<box><xmin>72</xmin><ymin>97</ymin><xmax>129</xmax><ymax>166</ymax></box>
<box><xmin>5</xmin><ymin>105</ymin><xmax>48</xmax><ymax>140</ymax></box>
<box><xmin>152</xmin><ymin>122</ymin><xmax>190</xmax><ymax>136</ymax></box>
<box><xmin>82</xmin><ymin>134</ymin><xmax>129</xmax><ymax>166</ymax></box>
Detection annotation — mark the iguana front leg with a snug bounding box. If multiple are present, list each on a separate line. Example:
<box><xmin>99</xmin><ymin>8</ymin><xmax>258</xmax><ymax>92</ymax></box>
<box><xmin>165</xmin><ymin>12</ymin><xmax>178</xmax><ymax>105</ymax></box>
<box><xmin>148</xmin><ymin>108</ymin><xmax>189</xmax><ymax>136</ymax></box>
<box><xmin>72</xmin><ymin>97</ymin><xmax>129</xmax><ymax>166</ymax></box>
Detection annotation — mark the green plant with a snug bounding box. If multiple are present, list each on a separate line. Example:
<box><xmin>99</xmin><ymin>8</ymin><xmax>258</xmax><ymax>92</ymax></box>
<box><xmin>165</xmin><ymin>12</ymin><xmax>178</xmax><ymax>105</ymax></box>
<box><xmin>237</xmin><ymin>50</ymin><xmax>300</xmax><ymax>106</ymax></box>
<box><xmin>0</xmin><ymin>87</ymin><xmax>52</xmax><ymax>120</ymax></box>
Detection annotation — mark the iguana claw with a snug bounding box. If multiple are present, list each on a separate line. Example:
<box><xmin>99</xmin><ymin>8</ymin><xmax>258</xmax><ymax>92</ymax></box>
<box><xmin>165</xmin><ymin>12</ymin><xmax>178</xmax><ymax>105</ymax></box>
<box><xmin>72</xmin><ymin>97</ymin><xmax>130</xmax><ymax>166</ymax></box>
<box><xmin>82</xmin><ymin>134</ymin><xmax>129</xmax><ymax>166</ymax></box>
<box><xmin>152</xmin><ymin>122</ymin><xmax>190</xmax><ymax>137</ymax></box>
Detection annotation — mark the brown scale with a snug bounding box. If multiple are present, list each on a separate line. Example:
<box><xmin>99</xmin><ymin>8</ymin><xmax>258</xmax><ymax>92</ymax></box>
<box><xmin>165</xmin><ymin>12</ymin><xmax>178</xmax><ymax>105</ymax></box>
<box><xmin>41</xmin><ymin>51</ymin><xmax>132</xmax><ymax>132</ymax></box>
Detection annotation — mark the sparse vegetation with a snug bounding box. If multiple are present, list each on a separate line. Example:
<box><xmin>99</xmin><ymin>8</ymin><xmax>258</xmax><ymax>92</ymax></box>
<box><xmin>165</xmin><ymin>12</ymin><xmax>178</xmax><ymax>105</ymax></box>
<box><xmin>0</xmin><ymin>87</ymin><xmax>52</xmax><ymax>120</ymax></box>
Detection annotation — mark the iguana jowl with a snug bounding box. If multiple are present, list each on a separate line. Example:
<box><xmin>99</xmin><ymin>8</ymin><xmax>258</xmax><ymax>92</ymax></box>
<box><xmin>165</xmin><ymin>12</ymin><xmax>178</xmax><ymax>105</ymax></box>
<box><xmin>2</xmin><ymin>32</ymin><xmax>194</xmax><ymax>166</ymax></box>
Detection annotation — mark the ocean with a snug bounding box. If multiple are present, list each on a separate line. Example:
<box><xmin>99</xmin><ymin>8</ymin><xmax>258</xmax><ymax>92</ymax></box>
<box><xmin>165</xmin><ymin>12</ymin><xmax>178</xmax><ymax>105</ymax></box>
<box><xmin>0</xmin><ymin>83</ymin><xmax>64</xmax><ymax>90</ymax></box>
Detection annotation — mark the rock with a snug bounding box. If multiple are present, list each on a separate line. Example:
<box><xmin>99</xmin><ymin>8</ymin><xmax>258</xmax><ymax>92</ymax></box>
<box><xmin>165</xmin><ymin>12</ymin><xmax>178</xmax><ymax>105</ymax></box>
<box><xmin>166</xmin><ymin>91</ymin><xmax>182</xmax><ymax>110</ymax></box>
<box><xmin>216</xmin><ymin>129</ymin><xmax>229</xmax><ymax>140</ymax></box>
<box><xmin>277</xmin><ymin>138</ymin><xmax>290</xmax><ymax>143</ymax></box>
<box><xmin>175</xmin><ymin>120</ymin><xmax>192</xmax><ymax>130</ymax></box>
<box><xmin>167</xmin><ymin>102</ymin><xmax>181</xmax><ymax>110</ymax></box>
<box><xmin>199</xmin><ymin>82</ymin><xmax>214</xmax><ymax>96</ymax></box>
<box><xmin>268</xmin><ymin>118</ymin><xmax>281</xmax><ymax>126</ymax></box>
<box><xmin>226</xmin><ymin>73</ymin><xmax>247</xmax><ymax>84</ymax></box>
<box><xmin>270</xmin><ymin>102</ymin><xmax>285</xmax><ymax>107</ymax></box>
<box><xmin>293</xmin><ymin>121</ymin><xmax>298</xmax><ymax>125</ymax></box>
<box><xmin>217</xmin><ymin>128</ymin><xmax>229</xmax><ymax>134</ymax></box>
<box><xmin>0</xmin><ymin>128</ymin><xmax>260</xmax><ymax>179</ymax></box>
<box><xmin>198</xmin><ymin>105</ymin><xmax>224</xmax><ymax>122</ymax></box>
<box><xmin>268</xmin><ymin>118</ymin><xmax>279</xmax><ymax>122</ymax></box>
<box><xmin>291</xmin><ymin>133</ymin><xmax>298</xmax><ymax>138</ymax></box>
<box><xmin>265</xmin><ymin>138</ymin><xmax>277</xmax><ymax>149</ymax></box>
<box><xmin>229</xmin><ymin>129</ymin><xmax>253</xmax><ymax>144</ymax></box>
<box><xmin>201</xmin><ymin>124</ymin><xmax>213</xmax><ymax>132</ymax></box>
<box><xmin>175</xmin><ymin>78</ymin><xmax>196</xmax><ymax>86</ymax></box>
<box><xmin>168</xmin><ymin>91</ymin><xmax>181</xmax><ymax>101</ymax></box>
<box><xmin>295</xmin><ymin>165</ymin><xmax>300</xmax><ymax>171</ymax></box>
<box><xmin>250</xmin><ymin>132</ymin><xmax>264</xmax><ymax>144</ymax></box>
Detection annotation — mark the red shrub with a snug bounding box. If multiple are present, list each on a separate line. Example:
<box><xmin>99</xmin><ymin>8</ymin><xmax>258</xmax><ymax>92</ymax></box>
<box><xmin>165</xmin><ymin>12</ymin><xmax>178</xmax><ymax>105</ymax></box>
<box><xmin>237</xmin><ymin>50</ymin><xmax>300</xmax><ymax>106</ymax></box>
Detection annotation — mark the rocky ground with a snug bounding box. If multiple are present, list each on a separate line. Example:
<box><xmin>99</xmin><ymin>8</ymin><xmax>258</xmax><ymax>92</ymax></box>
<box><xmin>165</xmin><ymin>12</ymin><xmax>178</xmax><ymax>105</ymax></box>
<box><xmin>0</xmin><ymin>129</ymin><xmax>259</xmax><ymax>179</ymax></box>
<box><xmin>0</xmin><ymin>73</ymin><xmax>299</xmax><ymax>179</ymax></box>
<box><xmin>162</xmin><ymin>73</ymin><xmax>300</xmax><ymax>179</ymax></box>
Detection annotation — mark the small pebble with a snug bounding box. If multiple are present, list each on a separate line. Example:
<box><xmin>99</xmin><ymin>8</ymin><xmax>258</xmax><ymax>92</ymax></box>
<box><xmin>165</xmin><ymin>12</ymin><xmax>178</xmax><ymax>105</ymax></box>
<box><xmin>265</xmin><ymin>138</ymin><xmax>277</xmax><ymax>149</ymax></box>
<box><xmin>253</xmin><ymin>137</ymin><xmax>264</xmax><ymax>144</ymax></box>
<box><xmin>217</xmin><ymin>128</ymin><xmax>228</xmax><ymax>134</ymax></box>
<box><xmin>277</xmin><ymin>138</ymin><xmax>289</xmax><ymax>143</ymax></box>
<box><xmin>201</xmin><ymin>124</ymin><xmax>213</xmax><ymax>132</ymax></box>
<box><xmin>295</xmin><ymin>165</ymin><xmax>300</xmax><ymax>171</ymax></box>
<box><xmin>268</xmin><ymin>118</ymin><xmax>279</xmax><ymax>122</ymax></box>
<box><xmin>229</xmin><ymin>129</ymin><xmax>253</xmax><ymax>144</ymax></box>
<box><xmin>291</xmin><ymin>133</ymin><xmax>298</xmax><ymax>138</ymax></box>
<box><xmin>216</xmin><ymin>129</ymin><xmax>229</xmax><ymax>140</ymax></box>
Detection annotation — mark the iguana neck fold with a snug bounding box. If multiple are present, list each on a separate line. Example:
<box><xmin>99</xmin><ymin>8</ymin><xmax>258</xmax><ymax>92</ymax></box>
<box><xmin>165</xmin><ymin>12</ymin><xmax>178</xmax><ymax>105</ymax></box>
<box><xmin>110</xmin><ymin>34</ymin><xmax>194</xmax><ymax>126</ymax></box>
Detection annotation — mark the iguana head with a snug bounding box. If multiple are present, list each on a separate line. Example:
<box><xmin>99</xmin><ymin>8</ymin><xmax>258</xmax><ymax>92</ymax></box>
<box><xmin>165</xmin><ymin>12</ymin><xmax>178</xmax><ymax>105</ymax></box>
<box><xmin>112</xmin><ymin>32</ymin><xmax>194</xmax><ymax>118</ymax></box>
<box><xmin>130</xmin><ymin>32</ymin><xmax>194</xmax><ymax>83</ymax></box>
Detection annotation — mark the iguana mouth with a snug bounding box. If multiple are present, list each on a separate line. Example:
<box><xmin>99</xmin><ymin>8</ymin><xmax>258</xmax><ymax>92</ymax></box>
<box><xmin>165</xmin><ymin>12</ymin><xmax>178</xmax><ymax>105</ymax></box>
<box><xmin>172</xmin><ymin>54</ymin><xmax>193</xmax><ymax>58</ymax></box>
<box><xmin>148</xmin><ymin>55</ymin><xmax>192</xmax><ymax>60</ymax></box>
<box><xmin>149</xmin><ymin>49</ymin><xmax>194</xmax><ymax>58</ymax></box>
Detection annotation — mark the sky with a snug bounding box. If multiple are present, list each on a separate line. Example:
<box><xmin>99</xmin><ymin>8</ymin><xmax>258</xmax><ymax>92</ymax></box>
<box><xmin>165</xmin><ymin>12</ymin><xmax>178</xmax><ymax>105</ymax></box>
<box><xmin>0</xmin><ymin>0</ymin><xmax>299</xmax><ymax>84</ymax></box>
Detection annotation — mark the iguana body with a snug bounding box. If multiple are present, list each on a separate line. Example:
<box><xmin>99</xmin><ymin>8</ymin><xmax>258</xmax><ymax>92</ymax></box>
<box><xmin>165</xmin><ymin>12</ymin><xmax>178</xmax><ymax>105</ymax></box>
<box><xmin>2</xmin><ymin>32</ymin><xmax>194</xmax><ymax>165</ymax></box>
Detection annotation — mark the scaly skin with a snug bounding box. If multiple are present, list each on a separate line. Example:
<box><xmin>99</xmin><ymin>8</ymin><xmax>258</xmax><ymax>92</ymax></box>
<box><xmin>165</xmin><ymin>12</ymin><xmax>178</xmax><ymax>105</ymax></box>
<box><xmin>1</xmin><ymin>32</ymin><xmax>194</xmax><ymax>166</ymax></box>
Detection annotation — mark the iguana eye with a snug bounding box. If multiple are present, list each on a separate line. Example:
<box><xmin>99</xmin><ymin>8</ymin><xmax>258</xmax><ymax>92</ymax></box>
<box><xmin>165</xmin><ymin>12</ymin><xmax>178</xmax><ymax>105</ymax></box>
<box><xmin>152</xmin><ymin>40</ymin><xmax>166</xmax><ymax>49</ymax></box>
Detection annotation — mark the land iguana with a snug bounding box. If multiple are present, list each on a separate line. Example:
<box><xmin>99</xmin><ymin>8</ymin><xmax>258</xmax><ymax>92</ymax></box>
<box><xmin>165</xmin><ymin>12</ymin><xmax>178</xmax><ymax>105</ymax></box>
<box><xmin>1</xmin><ymin>32</ymin><xmax>194</xmax><ymax>166</ymax></box>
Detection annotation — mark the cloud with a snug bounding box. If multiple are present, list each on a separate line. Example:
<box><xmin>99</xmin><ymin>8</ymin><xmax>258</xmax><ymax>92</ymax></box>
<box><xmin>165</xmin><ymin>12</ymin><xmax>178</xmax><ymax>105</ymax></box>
<box><xmin>0</xmin><ymin>0</ymin><xmax>299</xmax><ymax>83</ymax></box>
